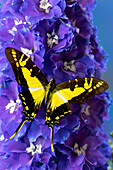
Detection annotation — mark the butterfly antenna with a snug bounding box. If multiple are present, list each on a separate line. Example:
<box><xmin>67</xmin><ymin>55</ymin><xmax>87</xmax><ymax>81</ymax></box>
<box><xmin>50</xmin><ymin>126</ymin><xmax>54</xmax><ymax>152</ymax></box>
<box><xmin>10</xmin><ymin>119</ymin><xmax>28</xmax><ymax>139</ymax></box>
<box><xmin>53</xmin><ymin>65</ymin><xmax>64</xmax><ymax>82</ymax></box>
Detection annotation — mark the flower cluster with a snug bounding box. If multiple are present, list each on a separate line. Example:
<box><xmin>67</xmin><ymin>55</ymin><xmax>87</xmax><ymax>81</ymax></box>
<box><xmin>0</xmin><ymin>0</ymin><xmax>112</xmax><ymax>169</ymax></box>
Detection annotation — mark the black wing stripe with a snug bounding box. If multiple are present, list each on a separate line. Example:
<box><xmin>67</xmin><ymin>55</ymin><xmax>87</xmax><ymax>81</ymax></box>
<box><xmin>5</xmin><ymin>47</ymin><xmax>48</xmax><ymax>87</ymax></box>
<box><xmin>5</xmin><ymin>48</ymin><xmax>27</xmax><ymax>86</ymax></box>
<box><xmin>55</xmin><ymin>78</ymin><xmax>109</xmax><ymax>104</ymax></box>
<box><xmin>19</xmin><ymin>89</ymin><xmax>36</xmax><ymax>113</ymax></box>
<box><xmin>56</xmin><ymin>78</ymin><xmax>108</xmax><ymax>91</ymax></box>
<box><xmin>69</xmin><ymin>78</ymin><xmax>109</xmax><ymax>104</ymax></box>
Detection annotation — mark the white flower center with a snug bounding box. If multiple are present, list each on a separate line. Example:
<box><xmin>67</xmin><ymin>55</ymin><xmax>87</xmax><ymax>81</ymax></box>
<box><xmin>82</xmin><ymin>105</ymin><xmax>90</xmax><ymax>116</ymax></box>
<box><xmin>47</xmin><ymin>30</ymin><xmax>59</xmax><ymax>48</ymax></box>
<box><xmin>63</xmin><ymin>60</ymin><xmax>76</xmax><ymax>72</ymax></box>
<box><xmin>76</xmin><ymin>27</ymin><xmax>80</xmax><ymax>34</ymax></box>
<box><xmin>8</xmin><ymin>27</ymin><xmax>17</xmax><ymax>36</ymax></box>
<box><xmin>21</xmin><ymin>47</ymin><xmax>33</xmax><ymax>58</ymax></box>
<box><xmin>39</xmin><ymin>0</ymin><xmax>52</xmax><ymax>13</ymax></box>
<box><xmin>5</xmin><ymin>98</ymin><xmax>21</xmax><ymax>114</ymax></box>
<box><xmin>14</xmin><ymin>20</ymin><xmax>23</xmax><ymax>25</ymax></box>
<box><xmin>8</xmin><ymin>19</ymin><xmax>26</xmax><ymax>36</ymax></box>
<box><xmin>89</xmin><ymin>54</ymin><xmax>94</xmax><ymax>60</ymax></box>
<box><xmin>26</xmin><ymin>143</ymin><xmax>42</xmax><ymax>155</ymax></box>
<box><xmin>0</xmin><ymin>134</ymin><xmax>5</xmax><ymax>141</ymax></box>
<box><xmin>74</xmin><ymin>143</ymin><xmax>87</xmax><ymax>156</ymax></box>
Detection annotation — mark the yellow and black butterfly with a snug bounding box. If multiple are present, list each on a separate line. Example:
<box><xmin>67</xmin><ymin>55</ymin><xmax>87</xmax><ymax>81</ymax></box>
<box><xmin>5</xmin><ymin>47</ymin><xmax>109</xmax><ymax>151</ymax></box>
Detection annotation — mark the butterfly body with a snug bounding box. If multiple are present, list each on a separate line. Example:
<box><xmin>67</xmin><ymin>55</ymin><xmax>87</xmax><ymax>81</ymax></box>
<box><xmin>5</xmin><ymin>47</ymin><xmax>109</xmax><ymax>151</ymax></box>
<box><xmin>45</xmin><ymin>78</ymin><xmax>56</xmax><ymax>105</ymax></box>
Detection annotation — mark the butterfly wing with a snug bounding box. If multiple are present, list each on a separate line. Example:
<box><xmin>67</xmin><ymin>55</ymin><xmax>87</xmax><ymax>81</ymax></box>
<box><xmin>5</xmin><ymin>48</ymin><xmax>48</xmax><ymax>87</ymax></box>
<box><xmin>45</xmin><ymin>77</ymin><xmax>108</xmax><ymax>151</ymax></box>
<box><xmin>5</xmin><ymin>48</ymin><xmax>48</xmax><ymax>138</ymax></box>
<box><xmin>45</xmin><ymin>77</ymin><xmax>108</xmax><ymax>126</ymax></box>
<box><xmin>55</xmin><ymin>77</ymin><xmax>109</xmax><ymax>104</ymax></box>
<box><xmin>45</xmin><ymin>100</ymin><xmax>72</xmax><ymax>152</ymax></box>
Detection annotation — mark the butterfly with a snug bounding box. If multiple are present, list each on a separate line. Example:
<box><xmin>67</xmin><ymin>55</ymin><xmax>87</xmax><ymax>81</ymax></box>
<box><xmin>5</xmin><ymin>47</ymin><xmax>109</xmax><ymax>151</ymax></box>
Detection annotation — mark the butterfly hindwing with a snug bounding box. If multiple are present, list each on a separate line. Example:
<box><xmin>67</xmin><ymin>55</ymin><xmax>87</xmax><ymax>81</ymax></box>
<box><xmin>46</xmin><ymin>102</ymin><xmax>72</xmax><ymax>127</ymax></box>
<box><xmin>19</xmin><ymin>89</ymin><xmax>39</xmax><ymax>115</ymax></box>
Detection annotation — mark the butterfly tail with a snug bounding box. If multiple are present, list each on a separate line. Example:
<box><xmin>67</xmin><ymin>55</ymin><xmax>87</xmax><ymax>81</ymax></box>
<box><xmin>10</xmin><ymin>119</ymin><xmax>28</xmax><ymax>139</ymax></box>
<box><xmin>50</xmin><ymin>126</ymin><xmax>54</xmax><ymax>152</ymax></box>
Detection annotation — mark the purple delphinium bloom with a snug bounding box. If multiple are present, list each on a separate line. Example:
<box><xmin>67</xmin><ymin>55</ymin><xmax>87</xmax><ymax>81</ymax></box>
<box><xmin>90</xmin><ymin>27</ymin><xmax>108</xmax><ymax>72</ymax></box>
<box><xmin>80</xmin><ymin>92</ymin><xmax>112</xmax><ymax>131</ymax></box>
<box><xmin>0</xmin><ymin>0</ymin><xmax>25</xmax><ymax>21</ymax></box>
<box><xmin>0</xmin><ymin>0</ymin><xmax>112</xmax><ymax>169</ymax></box>
<box><xmin>65</xmin><ymin>1</ymin><xmax>93</xmax><ymax>39</ymax></box>
<box><xmin>54</xmin><ymin>114</ymin><xmax>80</xmax><ymax>144</ymax></box>
<box><xmin>21</xmin><ymin>0</ymin><xmax>66</xmax><ymax>24</ymax></box>
<box><xmin>11</xmin><ymin>28</ymin><xmax>45</xmax><ymax>69</ymax></box>
<box><xmin>32</xmin><ymin>18</ymin><xmax>74</xmax><ymax>54</ymax></box>
<box><xmin>51</xmin><ymin>52</ymin><xmax>95</xmax><ymax>81</ymax></box>
<box><xmin>56</xmin><ymin>127</ymin><xmax>111</xmax><ymax>169</ymax></box>
<box><xmin>3</xmin><ymin>135</ymin><xmax>52</xmax><ymax>169</ymax></box>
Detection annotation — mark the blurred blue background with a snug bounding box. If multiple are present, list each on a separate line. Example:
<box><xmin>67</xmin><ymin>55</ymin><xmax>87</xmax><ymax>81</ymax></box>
<box><xmin>93</xmin><ymin>0</ymin><xmax>113</xmax><ymax>138</ymax></box>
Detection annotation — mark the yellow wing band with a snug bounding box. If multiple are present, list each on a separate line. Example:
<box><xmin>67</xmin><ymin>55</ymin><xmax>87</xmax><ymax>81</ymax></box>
<box><xmin>84</xmin><ymin>78</ymin><xmax>93</xmax><ymax>89</ymax></box>
<box><xmin>50</xmin><ymin>87</ymin><xmax>85</xmax><ymax>110</ymax></box>
<box><xmin>21</xmin><ymin>67</ymin><xmax>42</xmax><ymax>88</ymax></box>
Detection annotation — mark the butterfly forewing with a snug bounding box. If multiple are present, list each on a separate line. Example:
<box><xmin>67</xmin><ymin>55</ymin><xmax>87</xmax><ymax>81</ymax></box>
<box><xmin>5</xmin><ymin>48</ymin><xmax>48</xmax><ymax>87</ymax></box>
<box><xmin>5</xmin><ymin>47</ymin><xmax>48</xmax><ymax>113</ymax></box>
<box><xmin>55</xmin><ymin>77</ymin><xmax>109</xmax><ymax>104</ymax></box>
<box><xmin>5</xmin><ymin>47</ymin><xmax>48</xmax><ymax>138</ymax></box>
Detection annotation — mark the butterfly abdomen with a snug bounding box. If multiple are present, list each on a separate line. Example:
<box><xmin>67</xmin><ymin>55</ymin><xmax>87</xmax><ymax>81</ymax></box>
<box><xmin>45</xmin><ymin>78</ymin><xmax>56</xmax><ymax>104</ymax></box>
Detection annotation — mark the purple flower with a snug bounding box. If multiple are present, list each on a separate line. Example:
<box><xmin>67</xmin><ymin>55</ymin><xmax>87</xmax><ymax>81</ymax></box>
<box><xmin>0</xmin><ymin>0</ymin><xmax>24</xmax><ymax>21</ymax></box>
<box><xmin>21</xmin><ymin>0</ymin><xmax>66</xmax><ymax>23</ymax></box>
<box><xmin>2</xmin><ymin>134</ymin><xmax>52</xmax><ymax>169</ymax></box>
<box><xmin>65</xmin><ymin>2</ymin><xmax>92</xmax><ymax>39</ymax></box>
<box><xmin>0</xmin><ymin>0</ymin><xmax>112</xmax><ymax>169</ymax></box>
<box><xmin>90</xmin><ymin>28</ymin><xmax>108</xmax><ymax>72</ymax></box>
<box><xmin>12</xmin><ymin>29</ymin><xmax>45</xmax><ymax>69</ymax></box>
<box><xmin>32</xmin><ymin>19</ymin><xmax>74</xmax><ymax>53</ymax></box>
<box><xmin>77</xmin><ymin>0</ymin><xmax>97</xmax><ymax>11</ymax></box>
<box><xmin>51</xmin><ymin>52</ymin><xmax>95</xmax><ymax>81</ymax></box>
<box><xmin>54</xmin><ymin>114</ymin><xmax>80</xmax><ymax>144</ymax></box>
<box><xmin>56</xmin><ymin>127</ymin><xmax>110</xmax><ymax>169</ymax></box>
<box><xmin>80</xmin><ymin>92</ymin><xmax>111</xmax><ymax>131</ymax></box>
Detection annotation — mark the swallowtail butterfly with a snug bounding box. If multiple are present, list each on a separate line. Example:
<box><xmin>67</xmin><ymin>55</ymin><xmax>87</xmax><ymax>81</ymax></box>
<box><xmin>5</xmin><ymin>48</ymin><xmax>109</xmax><ymax>151</ymax></box>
